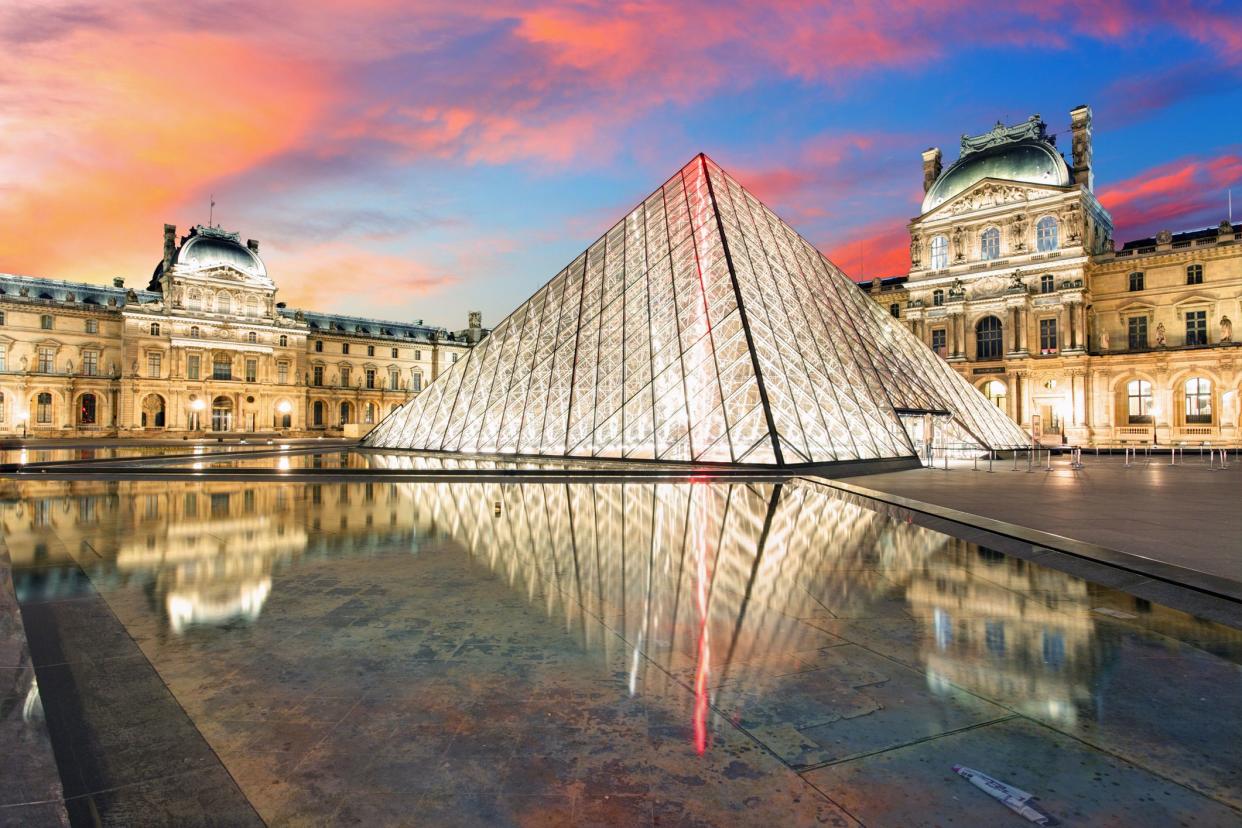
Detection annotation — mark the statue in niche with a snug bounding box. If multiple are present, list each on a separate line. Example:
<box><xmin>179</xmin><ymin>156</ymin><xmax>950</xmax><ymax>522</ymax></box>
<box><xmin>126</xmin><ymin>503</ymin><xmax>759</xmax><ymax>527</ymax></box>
<box><xmin>1221</xmin><ymin>316</ymin><xmax>1233</xmax><ymax>343</ymax></box>
<box><xmin>1155</xmin><ymin>322</ymin><xmax>1167</xmax><ymax>347</ymax></box>
<box><xmin>1099</xmin><ymin>328</ymin><xmax>1110</xmax><ymax>351</ymax></box>
<box><xmin>952</xmin><ymin>226</ymin><xmax>965</xmax><ymax>262</ymax></box>
<box><xmin>909</xmin><ymin>234</ymin><xmax>921</xmax><ymax>267</ymax></box>
<box><xmin>1011</xmin><ymin>215</ymin><xmax>1027</xmax><ymax>251</ymax></box>
<box><xmin>948</xmin><ymin>277</ymin><xmax>965</xmax><ymax>298</ymax></box>
<box><xmin>1009</xmin><ymin>270</ymin><xmax>1025</xmax><ymax>290</ymax></box>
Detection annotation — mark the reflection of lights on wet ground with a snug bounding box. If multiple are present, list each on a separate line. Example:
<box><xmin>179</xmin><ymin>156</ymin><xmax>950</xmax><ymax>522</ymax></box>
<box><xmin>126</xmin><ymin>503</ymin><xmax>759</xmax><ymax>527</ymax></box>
<box><xmin>166</xmin><ymin>578</ymin><xmax>272</xmax><ymax>634</ymax></box>
<box><xmin>19</xmin><ymin>449</ymin><xmax>28</xmax><ymax>465</ymax></box>
<box><xmin>192</xmin><ymin>462</ymin><xmax>203</xmax><ymax>470</ymax></box>
<box><xmin>278</xmin><ymin>457</ymin><xmax>291</xmax><ymax>471</ymax></box>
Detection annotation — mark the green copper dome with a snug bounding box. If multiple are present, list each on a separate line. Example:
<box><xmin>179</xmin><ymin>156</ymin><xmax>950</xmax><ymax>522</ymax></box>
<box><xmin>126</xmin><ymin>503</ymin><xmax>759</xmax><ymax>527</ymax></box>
<box><xmin>922</xmin><ymin>140</ymin><xmax>1070</xmax><ymax>214</ymax></box>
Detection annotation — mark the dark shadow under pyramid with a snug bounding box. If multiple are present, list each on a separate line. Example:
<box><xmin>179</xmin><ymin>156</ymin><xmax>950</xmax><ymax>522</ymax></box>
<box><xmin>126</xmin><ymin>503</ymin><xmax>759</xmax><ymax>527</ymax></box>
<box><xmin>365</xmin><ymin>154</ymin><xmax>1030</xmax><ymax>467</ymax></box>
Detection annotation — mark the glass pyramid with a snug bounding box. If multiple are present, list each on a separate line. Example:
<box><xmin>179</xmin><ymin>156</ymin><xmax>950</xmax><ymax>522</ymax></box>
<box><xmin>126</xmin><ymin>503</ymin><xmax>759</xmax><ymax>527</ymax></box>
<box><xmin>365</xmin><ymin>154</ymin><xmax>1030</xmax><ymax>466</ymax></box>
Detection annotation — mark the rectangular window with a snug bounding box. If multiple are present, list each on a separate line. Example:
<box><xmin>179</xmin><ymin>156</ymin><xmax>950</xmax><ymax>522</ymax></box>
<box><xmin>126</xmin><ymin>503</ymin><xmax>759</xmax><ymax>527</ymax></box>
<box><xmin>391</xmin><ymin>348</ymin><xmax>399</xmax><ymax>358</ymax></box>
<box><xmin>315</xmin><ymin>340</ymin><xmax>323</xmax><ymax>352</ymax></box>
<box><xmin>40</xmin><ymin>314</ymin><xmax>53</xmax><ymax>330</ymax></box>
<box><xmin>1129</xmin><ymin>271</ymin><xmax>1144</xmax><ymax>291</ymax></box>
<box><xmin>1187</xmin><ymin>264</ymin><xmax>1203</xmax><ymax>285</ymax></box>
<box><xmin>83</xmin><ymin>351</ymin><xmax>99</xmax><ymax>376</ymax></box>
<box><xmin>85</xmin><ymin>318</ymin><xmax>98</xmax><ymax>334</ymax></box>
<box><xmin>930</xmin><ymin>328</ymin><xmax>947</xmax><ymax>356</ymax></box>
<box><xmin>342</xmin><ymin>343</ymin><xmax>350</xmax><ymax>354</ymax></box>
<box><xmin>187</xmin><ymin>354</ymin><xmax>200</xmax><ymax>380</ymax></box>
<box><xmin>451</xmin><ymin>353</ymin><xmax>459</xmax><ymax>363</ymax></box>
<box><xmin>0</xmin><ymin>345</ymin><xmax>6</xmax><ymax>372</ymax></box>
<box><xmin>212</xmin><ymin>356</ymin><xmax>232</xmax><ymax>380</ymax></box>
<box><xmin>367</xmin><ymin>345</ymin><xmax>375</xmax><ymax>357</ymax></box>
<box><xmin>1039</xmin><ymin>318</ymin><xmax>1058</xmax><ymax>353</ymax></box>
<box><xmin>413</xmin><ymin>372</ymin><xmax>422</xmax><ymax>392</ymax></box>
<box><xmin>313</xmin><ymin>365</ymin><xmax>324</xmax><ymax>386</ymax></box>
<box><xmin>1186</xmin><ymin>310</ymin><xmax>1207</xmax><ymax>346</ymax></box>
<box><xmin>37</xmin><ymin>346</ymin><xmax>55</xmax><ymax>373</ymax></box>
<box><xmin>390</xmin><ymin>369</ymin><xmax>400</xmax><ymax>389</ymax></box>
<box><xmin>341</xmin><ymin>365</ymin><xmax>351</xmax><ymax>386</ymax></box>
<box><xmin>244</xmin><ymin>358</ymin><xmax>257</xmax><ymax>383</ymax></box>
<box><xmin>365</xmin><ymin>368</ymin><xmax>376</xmax><ymax>389</ymax></box>
<box><xmin>147</xmin><ymin>352</ymin><xmax>162</xmax><ymax>378</ymax></box>
<box><xmin>1127</xmin><ymin>316</ymin><xmax>1147</xmax><ymax>350</ymax></box>
<box><xmin>278</xmin><ymin>362</ymin><xmax>288</xmax><ymax>384</ymax></box>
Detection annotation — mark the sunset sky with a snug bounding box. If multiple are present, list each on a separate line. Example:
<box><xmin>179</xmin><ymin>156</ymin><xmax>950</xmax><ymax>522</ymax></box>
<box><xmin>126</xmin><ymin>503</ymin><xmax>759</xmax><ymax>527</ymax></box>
<box><xmin>2</xmin><ymin>1</ymin><xmax>1241</xmax><ymax>328</ymax></box>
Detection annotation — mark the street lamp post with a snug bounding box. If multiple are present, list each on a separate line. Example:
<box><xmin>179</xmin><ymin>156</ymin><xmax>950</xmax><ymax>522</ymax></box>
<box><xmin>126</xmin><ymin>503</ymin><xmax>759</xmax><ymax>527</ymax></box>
<box><xmin>18</xmin><ymin>411</ymin><xmax>28</xmax><ymax>440</ymax></box>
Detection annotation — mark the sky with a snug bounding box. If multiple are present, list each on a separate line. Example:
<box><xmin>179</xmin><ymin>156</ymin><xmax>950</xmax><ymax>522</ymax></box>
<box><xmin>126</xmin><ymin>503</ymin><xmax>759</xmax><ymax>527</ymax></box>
<box><xmin>2</xmin><ymin>1</ymin><xmax>1241</xmax><ymax>330</ymax></box>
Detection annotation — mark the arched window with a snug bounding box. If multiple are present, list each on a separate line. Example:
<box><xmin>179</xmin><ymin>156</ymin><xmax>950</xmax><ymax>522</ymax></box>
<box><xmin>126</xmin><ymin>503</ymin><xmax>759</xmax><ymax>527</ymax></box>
<box><xmin>1126</xmin><ymin>380</ymin><xmax>1153</xmax><ymax>424</ymax></box>
<box><xmin>1186</xmin><ymin>264</ymin><xmax>1203</xmax><ymax>285</ymax></box>
<box><xmin>1040</xmin><ymin>274</ymin><xmax>1055</xmax><ymax>294</ymax></box>
<box><xmin>364</xmin><ymin>402</ymin><xmax>376</xmax><ymax>424</ymax></box>
<box><xmin>975</xmin><ymin>316</ymin><xmax>1003</xmax><ymax>360</ymax></box>
<box><xmin>889</xmin><ymin>303</ymin><xmax>900</xmax><ymax>318</ymax></box>
<box><xmin>930</xmin><ymin>235</ymin><xmax>948</xmax><ymax>270</ymax></box>
<box><xmin>339</xmin><ymin>401</ymin><xmax>352</xmax><ymax>425</ymax></box>
<box><xmin>312</xmin><ymin>400</ymin><xmax>326</xmax><ymax>427</ymax></box>
<box><xmin>216</xmin><ymin>292</ymin><xmax>232</xmax><ymax>314</ymax></box>
<box><xmin>1036</xmin><ymin>216</ymin><xmax>1058</xmax><ymax>252</ymax></box>
<box><xmin>149</xmin><ymin>322</ymin><xmax>160</xmax><ymax>336</ymax></box>
<box><xmin>211</xmin><ymin>396</ymin><xmax>233</xmax><ymax>432</ymax></box>
<box><xmin>983</xmin><ymin>380</ymin><xmax>1007</xmax><ymax>409</ymax></box>
<box><xmin>247</xmin><ymin>331</ymin><xmax>258</xmax><ymax>343</ymax></box>
<box><xmin>190</xmin><ymin>326</ymin><xmax>200</xmax><ymax>338</ymax></box>
<box><xmin>932</xmin><ymin>289</ymin><xmax>944</xmax><ymax>307</ymax></box>
<box><xmin>141</xmin><ymin>394</ymin><xmax>165</xmax><ymax>428</ymax></box>
<box><xmin>36</xmin><ymin>392</ymin><xmax>53</xmax><ymax>424</ymax></box>
<box><xmin>78</xmin><ymin>393</ymin><xmax>97</xmax><ymax>425</ymax></box>
<box><xmin>1185</xmin><ymin>378</ymin><xmax>1212</xmax><ymax>423</ymax></box>
<box><xmin>980</xmin><ymin>227</ymin><xmax>1000</xmax><ymax>260</ymax></box>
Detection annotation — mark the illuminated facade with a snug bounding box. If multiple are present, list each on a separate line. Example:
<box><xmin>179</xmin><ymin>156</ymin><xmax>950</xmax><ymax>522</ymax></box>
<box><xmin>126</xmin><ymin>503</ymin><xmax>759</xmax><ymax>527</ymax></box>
<box><xmin>867</xmin><ymin>105</ymin><xmax>1242</xmax><ymax>446</ymax></box>
<box><xmin>0</xmin><ymin>224</ymin><xmax>482</xmax><ymax>437</ymax></box>
<box><xmin>367</xmin><ymin>155</ymin><xmax>1028</xmax><ymax>466</ymax></box>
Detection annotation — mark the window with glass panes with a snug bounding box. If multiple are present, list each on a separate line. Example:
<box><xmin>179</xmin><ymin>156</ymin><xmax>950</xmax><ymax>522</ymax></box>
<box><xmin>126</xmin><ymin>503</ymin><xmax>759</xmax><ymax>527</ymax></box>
<box><xmin>1036</xmin><ymin>216</ymin><xmax>1058</xmax><ymax>251</ymax></box>
<box><xmin>932</xmin><ymin>289</ymin><xmax>944</xmax><ymax>306</ymax></box>
<box><xmin>278</xmin><ymin>362</ymin><xmax>289</xmax><ymax>384</ymax></box>
<box><xmin>1185</xmin><ymin>310</ymin><xmax>1207</xmax><ymax>345</ymax></box>
<box><xmin>1039</xmin><ymin>318</ymin><xmax>1058</xmax><ymax>352</ymax></box>
<box><xmin>313</xmin><ymin>365</ymin><xmax>324</xmax><ymax>386</ymax></box>
<box><xmin>889</xmin><ymin>303</ymin><xmax>900</xmax><ymax>318</ymax></box>
<box><xmin>930</xmin><ymin>235</ymin><xmax>948</xmax><ymax>269</ymax></box>
<box><xmin>1186</xmin><ymin>264</ymin><xmax>1203</xmax><ymax>285</ymax></box>
<box><xmin>1129</xmin><ymin>271</ymin><xmax>1144</xmax><ymax>291</ymax></box>
<box><xmin>365</xmin><ymin>368</ymin><xmax>376</xmax><ymax>389</ymax></box>
<box><xmin>0</xmin><ymin>345</ymin><xmax>6</xmax><ymax>372</ymax></box>
<box><xmin>341</xmin><ymin>365</ymin><xmax>351</xmax><ymax>386</ymax></box>
<box><xmin>412</xmin><ymin>371</ymin><xmax>422</xmax><ymax>392</ymax></box>
<box><xmin>980</xmin><ymin>227</ymin><xmax>1000</xmax><ymax>260</ymax></box>
<box><xmin>37</xmin><ymin>346</ymin><xmax>55</xmax><ymax>372</ymax></box>
<box><xmin>245</xmin><ymin>359</ymin><xmax>257</xmax><ymax>383</ymax></box>
<box><xmin>41</xmin><ymin>314</ymin><xmax>53</xmax><ymax>330</ymax></box>
<box><xmin>390</xmin><ymin>368</ymin><xmax>400</xmax><ymax>389</ymax></box>
<box><xmin>213</xmin><ymin>354</ymin><xmax>232</xmax><ymax>380</ymax></box>
<box><xmin>147</xmin><ymin>352</ymin><xmax>161</xmax><ymax>378</ymax></box>
<box><xmin>36</xmin><ymin>392</ymin><xmax>53</xmax><ymax>423</ymax></box>
<box><xmin>1127</xmin><ymin>316</ymin><xmax>1147</xmax><ymax>349</ymax></box>
<box><xmin>930</xmin><ymin>328</ymin><xmax>947</xmax><ymax>355</ymax></box>
<box><xmin>85</xmin><ymin>318</ymin><xmax>98</xmax><ymax>334</ymax></box>
<box><xmin>187</xmin><ymin>354</ymin><xmax>200</xmax><ymax>380</ymax></box>
<box><xmin>1040</xmin><ymin>274</ymin><xmax>1054</xmax><ymax>293</ymax></box>
<box><xmin>1185</xmin><ymin>378</ymin><xmax>1211</xmax><ymax>423</ymax></box>
<box><xmin>1127</xmin><ymin>379</ymin><xmax>1153</xmax><ymax>423</ymax></box>
<box><xmin>83</xmin><ymin>350</ymin><xmax>98</xmax><ymax>376</ymax></box>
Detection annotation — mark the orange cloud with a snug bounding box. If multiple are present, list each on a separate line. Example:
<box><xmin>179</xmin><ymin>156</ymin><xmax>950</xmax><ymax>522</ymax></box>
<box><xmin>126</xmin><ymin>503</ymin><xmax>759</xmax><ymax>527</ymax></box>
<box><xmin>268</xmin><ymin>241</ymin><xmax>456</xmax><ymax>315</ymax></box>
<box><xmin>1100</xmin><ymin>152</ymin><xmax>1242</xmax><ymax>238</ymax></box>
<box><xmin>0</xmin><ymin>27</ymin><xmax>331</xmax><ymax>281</ymax></box>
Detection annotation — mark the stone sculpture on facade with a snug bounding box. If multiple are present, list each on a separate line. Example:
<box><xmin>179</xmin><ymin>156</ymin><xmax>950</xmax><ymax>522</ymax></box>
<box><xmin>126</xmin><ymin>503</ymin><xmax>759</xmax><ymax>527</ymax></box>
<box><xmin>1155</xmin><ymin>322</ymin><xmax>1167</xmax><ymax>347</ymax></box>
<box><xmin>1221</xmin><ymin>316</ymin><xmax>1233</xmax><ymax>343</ymax></box>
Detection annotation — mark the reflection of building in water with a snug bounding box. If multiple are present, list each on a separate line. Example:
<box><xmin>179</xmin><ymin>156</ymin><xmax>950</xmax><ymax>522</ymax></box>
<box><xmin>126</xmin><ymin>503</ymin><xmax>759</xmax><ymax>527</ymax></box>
<box><xmin>904</xmin><ymin>545</ymin><xmax>1097</xmax><ymax>724</ymax></box>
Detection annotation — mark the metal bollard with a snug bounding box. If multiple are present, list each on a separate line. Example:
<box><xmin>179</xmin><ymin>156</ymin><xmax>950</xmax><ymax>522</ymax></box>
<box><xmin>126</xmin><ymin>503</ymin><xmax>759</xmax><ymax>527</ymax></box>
<box><xmin>1027</xmin><ymin>447</ymin><xmax>1034</xmax><ymax>472</ymax></box>
<box><xmin>1045</xmin><ymin>448</ymin><xmax>1053</xmax><ymax>471</ymax></box>
<box><xmin>988</xmin><ymin>451</ymin><xmax>994</xmax><ymax>473</ymax></box>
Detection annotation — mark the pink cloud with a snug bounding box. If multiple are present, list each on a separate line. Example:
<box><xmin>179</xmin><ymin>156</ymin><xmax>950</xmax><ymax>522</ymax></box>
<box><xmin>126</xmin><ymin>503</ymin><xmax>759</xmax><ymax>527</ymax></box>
<box><xmin>1100</xmin><ymin>151</ymin><xmax>1242</xmax><ymax>239</ymax></box>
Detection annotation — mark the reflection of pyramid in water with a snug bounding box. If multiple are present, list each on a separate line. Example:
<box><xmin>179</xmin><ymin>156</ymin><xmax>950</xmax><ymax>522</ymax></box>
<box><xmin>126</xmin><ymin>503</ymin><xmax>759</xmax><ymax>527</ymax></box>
<box><xmin>367</xmin><ymin>154</ymin><xmax>1029</xmax><ymax>466</ymax></box>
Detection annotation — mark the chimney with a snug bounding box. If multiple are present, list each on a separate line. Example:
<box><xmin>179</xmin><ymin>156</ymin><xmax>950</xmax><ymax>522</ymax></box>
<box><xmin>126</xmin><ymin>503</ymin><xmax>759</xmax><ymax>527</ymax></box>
<box><xmin>921</xmin><ymin>148</ymin><xmax>942</xmax><ymax>194</ymax></box>
<box><xmin>247</xmin><ymin>238</ymin><xmax>260</xmax><ymax>253</ymax></box>
<box><xmin>1069</xmin><ymin>105</ymin><xmax>1093</xmax><ymax>190</ymax></box>
<box><xmin>162</xmin><ymin>224</ymin><xmax>177</xmax><ymax>273</ymax></box>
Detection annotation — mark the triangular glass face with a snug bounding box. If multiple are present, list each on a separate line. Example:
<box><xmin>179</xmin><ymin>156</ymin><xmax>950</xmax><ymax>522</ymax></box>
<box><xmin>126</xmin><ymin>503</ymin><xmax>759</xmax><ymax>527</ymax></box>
<box><xmin>366</xmin><ymin>155</ymin><xmax>1029</xmax><ymax>466</ymax></box>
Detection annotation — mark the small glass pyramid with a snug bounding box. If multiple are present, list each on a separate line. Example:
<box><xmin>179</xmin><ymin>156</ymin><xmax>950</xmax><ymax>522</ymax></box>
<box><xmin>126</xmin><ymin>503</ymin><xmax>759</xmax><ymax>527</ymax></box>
<box><xmin>365</xmin><ymin>154</ymin><xmax>1030</xmax><ymax>466</ymax></box>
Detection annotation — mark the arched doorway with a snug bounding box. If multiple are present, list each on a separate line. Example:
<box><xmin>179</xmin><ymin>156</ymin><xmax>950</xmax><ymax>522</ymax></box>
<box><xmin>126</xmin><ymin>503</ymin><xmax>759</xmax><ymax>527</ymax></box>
<box><xmin>211</xmin><ymin>396</ymin><xmax>233</xmax><ymax>432</ymax></box>
<box><xmin>78</xmin><ymin>393</ymin><xmax>98</xmax><ymax>426</ymax></box>
<box><xmin>339</xmin><ymin>401</ymin><xmax>353</xmax><ymax>426</ymax></box>
<box><xmin>141</xmin><ymin>394</ymin><xmax>165</xmax><ymax>428</ymax></box>
<box><xmin>982</xmin><ymin>380</ymin><xmax>1007</xmax><ymax>410</ymax></box>
<box><xmin>312</xmin><ymin>400</ymin><xmax>326</xmax><ymax>427</ymax></box>
<box><xmin>975</xmin><ymin>316</ymin><xmax>1003</xmax><ymax>360</ymax></box>
<box><xmin>35</xmin><ymin>392</ymin><xmax>54</xmax><ymax>425</ymax></box>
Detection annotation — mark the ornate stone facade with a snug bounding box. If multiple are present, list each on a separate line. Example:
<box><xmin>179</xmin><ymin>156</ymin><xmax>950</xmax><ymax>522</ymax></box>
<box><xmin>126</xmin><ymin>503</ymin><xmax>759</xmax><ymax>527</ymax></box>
<box><xmin>0</xmin><ymin>224</ymin><xmax>483</xmax><ymax>437</ymax></box>
<box><xmin>866</xmin><ymin>105</ymin><xmax>1242</xmax><ymax>446</ymax></box>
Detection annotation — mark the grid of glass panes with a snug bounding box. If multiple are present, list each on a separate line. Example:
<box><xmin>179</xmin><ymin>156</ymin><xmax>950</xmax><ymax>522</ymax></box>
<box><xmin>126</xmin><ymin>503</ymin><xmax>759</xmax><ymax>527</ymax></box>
<box><xmin>1039</xmin><ymin>318</ymin><xmax>1058</xmax><ymax>353</ymax></box>
<box><xmin>1185</xmin><ymin>378</ymin><xmax>1211</xmax><ymax>423</ymax></box>
<box><xmin>1127</xmin><ymin>316</ymin><xmax>1147</xmax><ymax>350</ymax></box>
<box><xmin>367</xmin><ymin>154</ymin><xmax>1031</xmax><ymax>459</ymax></box>
<box><xmin>1185</xmin><ymin>310</ymin><xmax>1207</xmax><ymax>345</ymax></box>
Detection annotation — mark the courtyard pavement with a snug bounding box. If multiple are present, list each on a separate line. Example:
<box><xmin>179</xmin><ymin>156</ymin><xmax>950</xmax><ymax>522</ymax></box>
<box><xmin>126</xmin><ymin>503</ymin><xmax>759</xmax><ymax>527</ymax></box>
<box><xmin>844</xmin><ymin>452</ymin><xmax>1242</xmax><ymax>594</ymax></box>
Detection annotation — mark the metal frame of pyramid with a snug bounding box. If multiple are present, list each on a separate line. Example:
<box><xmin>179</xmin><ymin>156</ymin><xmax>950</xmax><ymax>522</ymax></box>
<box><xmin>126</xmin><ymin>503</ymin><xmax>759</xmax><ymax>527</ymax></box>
<box><xmin>364</xmin><ymin>154</ymin><xmax>1030</xmax><ymax>469</ymax></box>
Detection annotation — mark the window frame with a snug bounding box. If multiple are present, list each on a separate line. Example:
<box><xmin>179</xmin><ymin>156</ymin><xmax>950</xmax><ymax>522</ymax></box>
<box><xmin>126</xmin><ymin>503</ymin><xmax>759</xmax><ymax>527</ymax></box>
<box><xmin>1039</xmin><ymin>274</ymin><xmax>1055</xmax><ymax>294</ymax></box>
<box><xmin>929</xmin><ymin>235</ymin><xmax>948</xmax><ymax>270</ymax></box>
<box><xmin>1035</xmin><ymin>216</ymin><xmax>1059</xmax><ymax>252</ymax></box>
<box><xmin>1126</xmin><ymin>379</ymin><xmax>1153</xmax><ymax>424</ymax></box>
<box><xmin>1186</xmin><ymin>264</ymin><xmax>1203</xmax><ymax>285</ymax></box>
<box><xmin>1128</xmin><ymin>271</ymin><xmax>1145</xmax><ymax>291</ymax></box>
<box><xmin>980</xmin><ymin>227</ymin><xmax>1000</xmax><ymax>260</ymax></box>
<box><xmin>1184</xmin><ymin>377</ymin><xmax>1212</xmax><ymax>424</ymax></box>
<box><xmin>1039</xmin><ymin>317</ymin><xmax>1058</xmax><ymax>354</ymax></box>
<box><xmin>1185</xmin><ymin>309</ymin><xmax>1207</xmax><ymax>346</ymax></box>
<box><xmin>1127</xmin><ymin>316</ymin><xmax>1148</xmax><ymax>350</ymax></box>
<box><xmin>974</xmin><ymin>316</ymin><xmax>1003</xmax><ymax>360</ymax></box>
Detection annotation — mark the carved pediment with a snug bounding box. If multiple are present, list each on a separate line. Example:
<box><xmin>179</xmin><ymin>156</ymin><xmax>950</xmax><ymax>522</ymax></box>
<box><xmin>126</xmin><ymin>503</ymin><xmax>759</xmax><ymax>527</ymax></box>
<box><xmin>969</xmin><ymin>274</ymin><xmax>1011</xmax><ymax>300</ymax></box>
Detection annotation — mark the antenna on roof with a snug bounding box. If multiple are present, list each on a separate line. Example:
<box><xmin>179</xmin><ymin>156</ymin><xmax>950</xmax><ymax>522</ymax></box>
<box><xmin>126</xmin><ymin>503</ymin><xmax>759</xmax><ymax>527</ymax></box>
<box><xmin>1230</xmin><ymin>189</ymin><xmax>1233</xmax><ymax>224</ymax></box>
<box><xmin>209</xmin><ymin>194</ymin><xmax>216</xmax><ymax>227</ymax></box>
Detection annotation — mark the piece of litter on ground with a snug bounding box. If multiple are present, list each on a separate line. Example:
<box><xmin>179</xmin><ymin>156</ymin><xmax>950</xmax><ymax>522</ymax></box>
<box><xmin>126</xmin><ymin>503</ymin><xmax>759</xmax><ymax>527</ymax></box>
<box><xmin>953</xmin><ymin>765</ymin><xmax>1057</xmax><ymax>825</ymax></box>
<box><xmin>1092</xmin><ymin>606</ymin><xmax>1137</xmax><ymax>619</ymax></box>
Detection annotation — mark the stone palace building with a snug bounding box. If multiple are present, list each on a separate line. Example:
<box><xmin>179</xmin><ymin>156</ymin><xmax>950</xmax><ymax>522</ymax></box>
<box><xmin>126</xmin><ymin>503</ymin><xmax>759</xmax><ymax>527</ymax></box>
<box><xmin>0</xmin><ymin>224</ymin><xmax>482</xmax><ymax>437</ymax></box>
<box><xmin>865</xmin><ymin>105</ymin><xmax>1241</xmax><ymax>446</ymax></box>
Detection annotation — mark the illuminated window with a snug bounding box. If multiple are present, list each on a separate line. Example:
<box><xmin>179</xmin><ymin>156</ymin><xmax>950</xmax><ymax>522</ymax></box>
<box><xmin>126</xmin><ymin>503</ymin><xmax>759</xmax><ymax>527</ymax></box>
<box><xmin>1185</xmin><ymin>378</ymin><xmax>1211</xmax><ymax>423</ymax></box>
<box><xmin>1040</xmin><ymin>274</ymin><xmax>1055</xmax><ymax>293</ymax></box>
<box><xmin>984</xmin><ymin>380</ymin><xmax>1006</xmax><ymax>409</ymax></box>
<box><xmin>1127</xmin><ymin>379</ymin><xmax>1153</xmax><ymax>423</ymax></box>
<box><xmin>1186</xmin><ymin>264</ymin><xmax>1203</xmax><ymax>285</ymax></box>
<box><xmin>929</xmin><ymin>235</ymin><xmax>948</xmax><ymax>269</ymax></box>
<box><xmin>364</xmin><ymin>402</ymin><xmax>376</xmax><ymax>424</ymax></box>
<box><xmin>980</xmin><ymin>227</ymin><xmax>1000</xmax><ymax>260</ymax></box>
<box><xmin>36</xmin><ymin>392</ymin><xmax>53</xmax><ymax>423</ymax></box>
<box><xmin>78</xmin><ymin>394</ymin><xmax>97</xmax><ymax>425</ymax></box>
<box><xmin>37</xmin><ymin>346</ymin><xmax>55</xmax><ymax>373</ymax></box>
<box><xmin>212</xmin><ymin>353</ymin><xmax>232</xmax><ymax>380</ymax></box>
<box><xmin>82</xmin><ymin>351</ymin><xmax>98</xmax><ymax>376</ymax></box>
<box><xmin>1036</xmin><ymin>216</ymin><xmax>1058</xmax><ymax>252</ymax></box>
<box><xmin>1129</xmin><ymin>271</ymin><xmax>1144</xmax><ymax>291</ymax></box>
<box><xmin>1185</xmin><ymin>310</ymin><xmax>1207</xmax><ymax>346</ymax></box>
<box><xmin>975</xmin><ymin>316</ymin><xmax>1003</xmax><ymax>360</ymax></box>
<box><xmin>932</xmin><ymin>289</ymin><xmax>944</xmax><ymax>306</ymax></box>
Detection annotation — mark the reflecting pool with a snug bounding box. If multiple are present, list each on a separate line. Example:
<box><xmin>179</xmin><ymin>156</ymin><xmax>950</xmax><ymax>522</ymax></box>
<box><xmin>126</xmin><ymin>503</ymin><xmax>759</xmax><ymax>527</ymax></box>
<box><xmin>4</xmin><ymin>467</ymin><xmax>1242</xmax><ymax>825</ymax></box>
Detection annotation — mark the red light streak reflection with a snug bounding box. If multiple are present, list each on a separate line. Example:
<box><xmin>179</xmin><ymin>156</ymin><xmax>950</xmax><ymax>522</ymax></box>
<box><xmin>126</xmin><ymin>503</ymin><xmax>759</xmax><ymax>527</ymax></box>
<box><xmin>691</xmin><ymin>483</ymin><xmax>712</xmax><ymax>755</ymax></box>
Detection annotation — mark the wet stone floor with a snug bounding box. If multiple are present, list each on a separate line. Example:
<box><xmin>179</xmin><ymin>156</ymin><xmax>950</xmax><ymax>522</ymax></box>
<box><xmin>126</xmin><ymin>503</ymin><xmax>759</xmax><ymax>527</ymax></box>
<box><xmin>2</xmin><ymin>459</ymin><xmax>1242</xmax><ymax>826</ymax></box>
